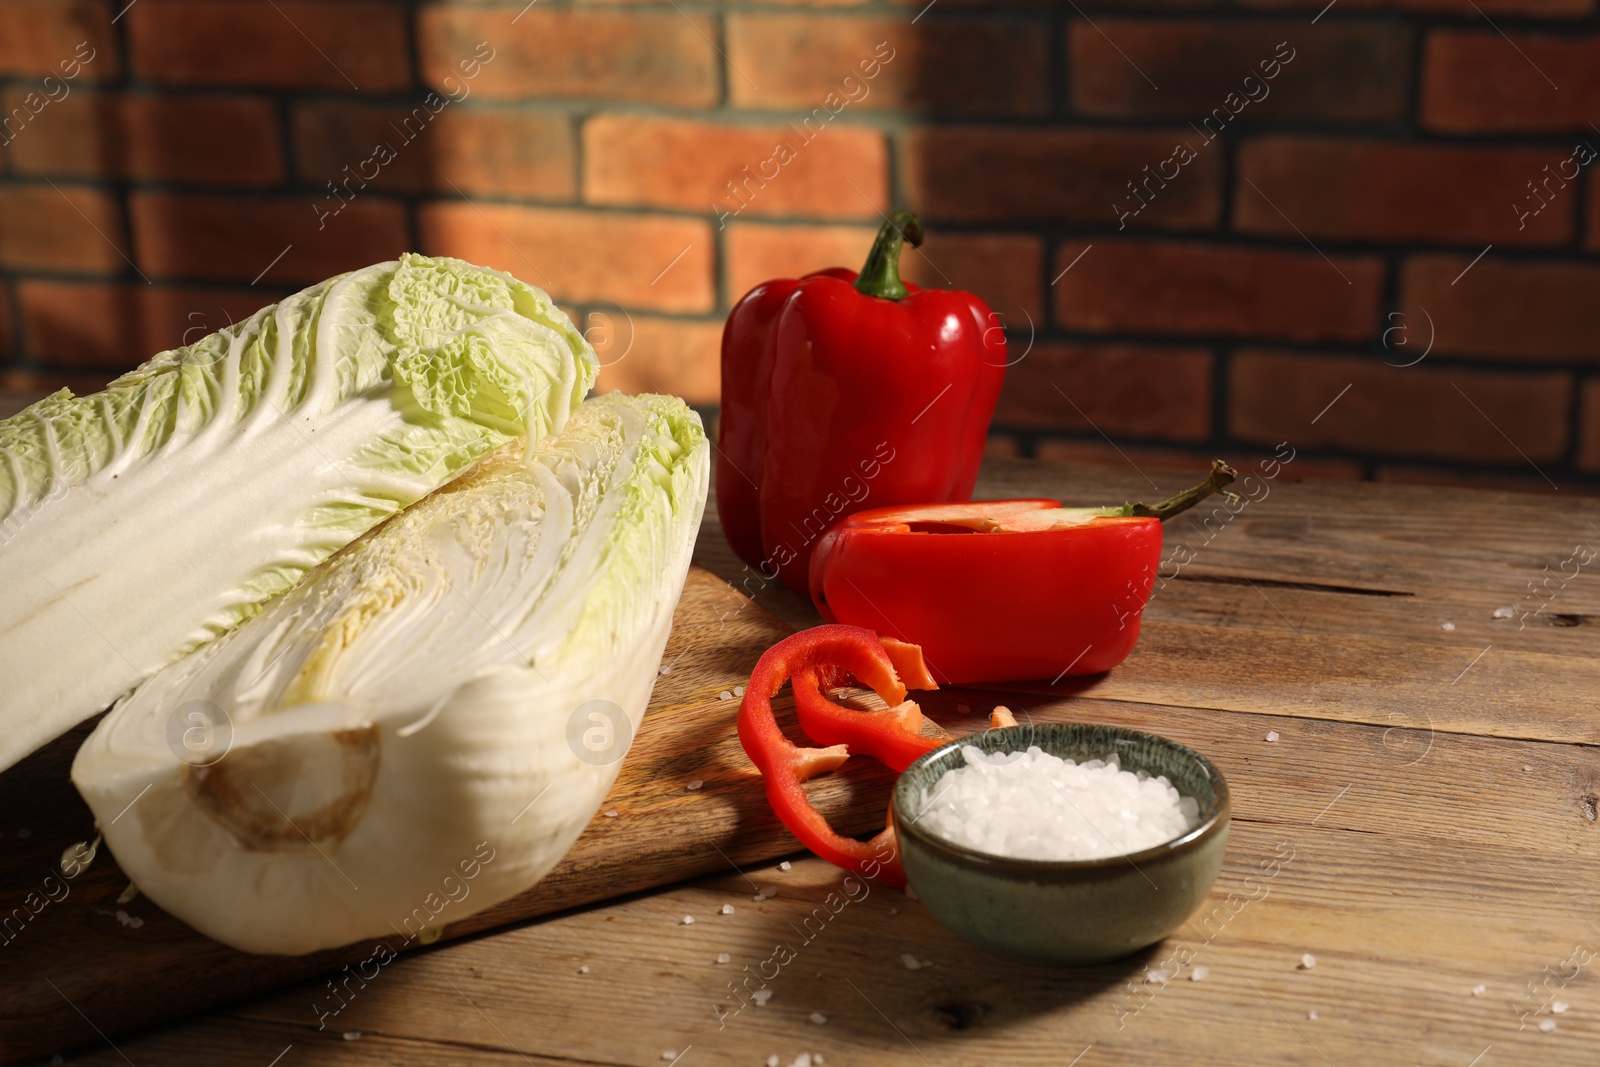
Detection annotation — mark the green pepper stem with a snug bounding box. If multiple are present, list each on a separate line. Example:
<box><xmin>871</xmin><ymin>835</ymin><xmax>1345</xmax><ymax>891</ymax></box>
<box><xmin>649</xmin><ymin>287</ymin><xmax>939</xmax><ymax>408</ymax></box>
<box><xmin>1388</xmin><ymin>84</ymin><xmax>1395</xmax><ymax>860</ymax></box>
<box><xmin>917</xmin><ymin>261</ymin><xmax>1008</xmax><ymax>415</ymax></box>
<box><xmin>853</xmin><ymin>210</ymin><xmax>924</xmax><ymax>301</ymax></box>
<box><xmin>1122</xmin><ymin>459</ymin><xmax>1240</xmax><ymax>521</ymax></box>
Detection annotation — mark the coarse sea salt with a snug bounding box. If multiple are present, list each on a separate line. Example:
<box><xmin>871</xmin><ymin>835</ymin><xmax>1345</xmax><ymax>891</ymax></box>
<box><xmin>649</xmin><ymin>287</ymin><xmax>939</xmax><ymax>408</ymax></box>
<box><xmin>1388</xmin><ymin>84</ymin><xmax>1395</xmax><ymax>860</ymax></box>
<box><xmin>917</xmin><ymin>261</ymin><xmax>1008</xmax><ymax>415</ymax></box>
<box><xmin>915</xmin><ymin>747</ymin><xmax>1200</xmax><ymax>861</ymax></box>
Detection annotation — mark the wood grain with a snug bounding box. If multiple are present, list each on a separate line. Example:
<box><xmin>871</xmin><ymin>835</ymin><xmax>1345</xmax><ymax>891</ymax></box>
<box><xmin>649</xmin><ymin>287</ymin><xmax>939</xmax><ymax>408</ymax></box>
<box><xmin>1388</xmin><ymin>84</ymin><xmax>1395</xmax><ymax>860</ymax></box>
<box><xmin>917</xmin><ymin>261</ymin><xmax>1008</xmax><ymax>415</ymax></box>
<box><xmin>52</xmin><ymin>695</ymin><xmax>1600</xmax><ymax>1067</ymax></box>
<box><xmin>696</xmin><ymin>460</ymin><xmax>1600</xmax><ymax>744</ymax></box>
<box><xmin>0</xmin><ymin>567</ymin><xmax>896</xmax><ymax>1064</ymax></box>
<box><xmin>7</xmin><ymin>391</ymin><xmax>1600</xmax><ymax>1067</ymax></box>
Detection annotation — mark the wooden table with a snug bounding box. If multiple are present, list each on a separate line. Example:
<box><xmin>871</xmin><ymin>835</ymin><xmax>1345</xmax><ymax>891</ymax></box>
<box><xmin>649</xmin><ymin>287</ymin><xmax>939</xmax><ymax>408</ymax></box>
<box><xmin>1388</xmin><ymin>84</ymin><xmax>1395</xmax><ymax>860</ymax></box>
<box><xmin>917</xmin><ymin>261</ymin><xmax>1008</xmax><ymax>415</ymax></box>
<box><xmin>8</xmin><ymin>386</ymin><xmax>1600</xmax><ymax>1065</ymax></box>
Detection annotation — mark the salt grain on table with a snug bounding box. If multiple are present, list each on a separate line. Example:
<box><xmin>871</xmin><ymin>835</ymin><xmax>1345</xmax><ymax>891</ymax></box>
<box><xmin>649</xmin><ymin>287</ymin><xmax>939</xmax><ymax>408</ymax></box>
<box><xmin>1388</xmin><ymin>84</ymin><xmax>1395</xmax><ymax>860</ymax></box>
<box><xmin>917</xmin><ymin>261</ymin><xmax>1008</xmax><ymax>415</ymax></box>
<box><xmin>735</xmin><ymin>686</ymin><xmax>746</xmax><ymax>697</ymax></box>
<box><xmin>681</xmin><ymin>916</ymin><xmax>694</xmax><ymax>925</ymax></box>
<box><xmin>721</xmin><ymin>903</ymin><xmax>735</xmax><ymax>915</ymax></box>
<box><xmin>901</xmin><ymin>953</ymin><xmax>923</xmax><ymax>970</ymax></box>
<box><xmin>916</xmin><ymin>747</ymin><xmax>1200</xmax><ymax>860</ymax></box>
<box><xmin>779</xmin><ymin>861</ymin><xmax>791</xmax><ymax>871</ymax></box>
<box><xmin>1470</xmin><ymin>984</ymin><xmax>1485</xmax><ymax>996</ymax></box>
<box><xmin>766</xmin><ymin>1057</ymin><xmax>780</xmax><ymax>1067</ymax></box>
<box><xmin>1299</xmin><ymin>953</ymin><xmax>1317</xmax><ymax>970</ymax></box>
<box><xmin>687</xmin><ymin>780</ymin><xmax>704</xmax><ymax>791</ymax></box>
<box><xmin>716</xmin><ymin>953</ymin><xmax>731</xmax><ymax>964</ymax></box>
<box><xmin>343</xmin><ymin>1032</ymin><xmax>361</xmax><ymax>1041</ymax></box>
<box><xmin>1553</xmin><ymin>1000</ymin><xmax>1569</xmax><ymax>1013</ymax></box>
<box><xmin>579</xmin><ymin>965</ymin><xmax>591</xmax><ymax>974</ymax></box>
<box><xmin>1308</xmin><ymin>1009</ymin><xmax>1319</xmax><ymax>1020</ymax></box>
<box><xmin>662</xmin><ymin>1052</ymin><xmax>677</xmax><ymax>1061</ymax></box>
<box><xmin>604</xmin><ymin>810</ymin><xmax>619</xmax><ymax>818</ymax></box>
<box><xmin>1540</xmin><ymin>1019</ymin><xmax>1557</xmax><ymax>1033</ymax></box>
<box><xmin>1441</xmin><ymin>622</ymin><xmax>1456</xmax><ymax>631</ymax></box>
<box><xmin>1190</xmin><ymin>965</ymin><xmax>1210</xmax><ymax>982</ymax></box>
<box><xmin>1265</xmin><ymin>731</ymin><xmax>1280</xmax><ymax>743</ymax></box>
<box><xmin>752</xmin><ymin>989</ymin><xmax>773</xmax><ymax>1006</ymax></box>
<box><xmin>809</xmin><ymin>1011</ymin><xmax>827</xmax><ymax>1025</ymax></box>
<box><xmin>719</xmin><ymin>690</ymin><xmax>733</xmax><ymax>701</ymax></box>
<box><xmin>1492</xmin><ymin>606</ymin><xmax>1515</xmax><ymax>619</ymax></box>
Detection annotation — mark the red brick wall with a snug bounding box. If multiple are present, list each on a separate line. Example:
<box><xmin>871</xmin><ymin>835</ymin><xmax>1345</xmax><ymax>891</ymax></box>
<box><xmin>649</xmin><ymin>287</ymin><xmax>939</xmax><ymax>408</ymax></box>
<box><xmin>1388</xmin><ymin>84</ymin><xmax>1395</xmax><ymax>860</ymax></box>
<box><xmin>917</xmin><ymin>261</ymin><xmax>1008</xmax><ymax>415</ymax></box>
<box><xmin>1</xmin><ymin>0</ymin><xmax>1597</xmax><ymax>492</ymax></box>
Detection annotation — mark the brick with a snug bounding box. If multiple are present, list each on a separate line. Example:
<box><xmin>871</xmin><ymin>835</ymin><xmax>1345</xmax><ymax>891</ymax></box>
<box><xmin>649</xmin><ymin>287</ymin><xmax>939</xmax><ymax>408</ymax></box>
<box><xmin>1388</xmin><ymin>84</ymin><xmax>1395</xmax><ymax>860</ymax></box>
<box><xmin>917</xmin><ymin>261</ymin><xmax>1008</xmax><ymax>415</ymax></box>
<box><xmin>0</xmin><ymin>184</ymin><xmax>125</xmax><ymax>272</ymax></box>
<box><xmin>725</xmin><ymin>222</ymin><xmax>869</xmax><ymax>300</ymax></box>
<box><xmin>724</xmin><ymin>223</ymin><xmax>1044</xmax><ymax>323</ymax></box>
<box><xmin>130</xmin><ymin>193</ymin><xmax>409</xmax><ymax>286</ymax></box>
<box><xmin>1230</xmin><ymin>453</ymin><xmax>1365</xmax><ymax>482</ymax></box>
<box><xmin>585</xmin><ymin>114</ymin><xmax>887</xmax><ymax>221</ymax></box>
<box><xmin>592</xmin><ymin>316</ymin><xmax>721</xmax><ymax>405</ymax></box>
<box><xmin>1055</xmin><ymin>240</ymin><xmax>1382</xmax><ymax>344</ymax></box>
<box><xmin>599</xmin><ymin>0</ymin><xmax>867</xmax><ymax>6</ymax></box>
<box><xmin>1422</xmin><ymin>32</ymin><xmax>1600</xmax><ymax>133</ymax></box>
<box><xmin>0</xmin><ymin>368</ymin><xmax>116</xmax><ymax>395</ymax></box>
<box><xmin>1401</xmin><ymin>255</ymin><xmax>1600</xmax><ymax>361</ymax></box>
<box><xmin>0</xmin><ymin>280</ymin><xmax>11</xmax><ymax>362</ymax></box>
<box><xmin>1592</xmin><ymin>170</ymin><xmax>1600</xmax><ymax>250</ymax></box>
<box><xmin>18</xmin><ymin>282</ymin><xmax>270</xmax><ymax>368</ymax></box>
<box><xmin>912</xmin><ymin>232</ymin><xmax>1046</xmax><ymax>326</ymax></box>
<box><xmin>1242</xmin><ymin>0</ymin><xmax>1589</xmax><ymax>14</ymax></box>
<box><xmin>1033</xmin><ymin>439</ymin><xmax>1218</xmax><ymax>476</ymax></box>
<box><xmin>727</xmin><ymin>15</ymin><xmax>1048</xmax><ymax>117</ymax></box>
<box><xmin>6</xmin><ymin>90</ymin><xmax>282</xmax><ymax>185</ymax></box>
<box><xmin>1071</xmin><ymin>21</ymin><xmax>1410</xmax><ymax>124</ymax></box>
<box><xmin>1230</xmin><ymin>350</ymin><xmax>1571</xmax><ymax>463</ymax></box>
<box><xmin>995</xmin><ymin>343</ymin><xmax>1211</xmax><ymax>443</ymax></box>
<box><xmin>0</xmin><ymin>0</ymin><xmax>116</xmax><ymax>80</ymax></box>
<box><xmin>984</xmin><ymin>434</ymin><xmax>1022</xmax><ymax>460</ymax></box>
<box><xmin>1034</xmin><ymin>441</ymin><xmax>1371</xmax><ymax>485</ymax></box>
<box><xmin>127</xmin><ymin>0</ymin><xmax>409</xmax><ymax>92</ymax></box>
<box><xmin>294</xmin><ymin>102</ymin><xmax>574</xmax><ymax>200</ymax></box>
<box><xmin>1236</xmin><ymin>138</ymin><xmax>1570</xmax><ymax>247</ymax></box>
<box><xmin>904</xmin><ymin>127</ymin><xmax>1222</xmax><ymax>228</ymax></box>
<box><xmin>1580</xmin><ymin>379</ymin><xmax>1600</xmax><ymax>473</ymax></box>
<box><xmin>912</xmin><ymin>0</ymin><xmax>1212</xmax><ymax>7</ymax></box>
<box><xmin>419</xmin><ymin>8</ymin><xmax>716</xmax><ymax>107</ymax></box>
<box><xmin>419</xmin><ymin>204</ymin><xmax>713</xmax><ymax>314</ymax></box>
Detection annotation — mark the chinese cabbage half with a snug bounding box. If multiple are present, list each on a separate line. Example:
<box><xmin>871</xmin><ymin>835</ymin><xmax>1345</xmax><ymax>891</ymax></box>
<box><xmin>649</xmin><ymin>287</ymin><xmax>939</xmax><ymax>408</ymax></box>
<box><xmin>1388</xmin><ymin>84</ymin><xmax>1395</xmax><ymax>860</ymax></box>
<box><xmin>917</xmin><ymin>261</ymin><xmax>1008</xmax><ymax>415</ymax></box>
<box><xmin>0</xmin><ymin>254</ymin><xmax>596</xmax><ymax>772</ymax></box>
<box><xmin>72</xmin><ymin>392</ymin><xmax>709</xmax><ymax>956</ymax></box>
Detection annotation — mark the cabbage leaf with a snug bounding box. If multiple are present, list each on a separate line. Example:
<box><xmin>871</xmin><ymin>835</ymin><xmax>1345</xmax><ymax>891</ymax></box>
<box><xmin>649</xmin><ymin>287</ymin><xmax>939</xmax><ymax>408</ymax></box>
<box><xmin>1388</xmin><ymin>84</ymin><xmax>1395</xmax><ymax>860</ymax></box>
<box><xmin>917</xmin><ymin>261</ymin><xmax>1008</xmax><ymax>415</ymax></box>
<box><xmin>0</xmin><ymin>254</ymin><xmax>596</xmax><ymax>771</ymax></box>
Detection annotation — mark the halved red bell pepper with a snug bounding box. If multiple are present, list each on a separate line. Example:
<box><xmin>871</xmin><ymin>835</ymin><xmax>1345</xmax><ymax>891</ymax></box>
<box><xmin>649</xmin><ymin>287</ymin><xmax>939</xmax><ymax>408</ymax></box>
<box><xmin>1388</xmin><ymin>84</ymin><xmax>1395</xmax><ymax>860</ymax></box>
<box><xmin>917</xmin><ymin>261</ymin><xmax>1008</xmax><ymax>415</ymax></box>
<box><xmin>808</xmin><ymin>462</ymin><xmax>1238</xmax><ymax>686</ymax></box>
<box><xmin>736</xmin><ymin>625</ymin><xmax>942</xmax><ymax>888</ymax></box>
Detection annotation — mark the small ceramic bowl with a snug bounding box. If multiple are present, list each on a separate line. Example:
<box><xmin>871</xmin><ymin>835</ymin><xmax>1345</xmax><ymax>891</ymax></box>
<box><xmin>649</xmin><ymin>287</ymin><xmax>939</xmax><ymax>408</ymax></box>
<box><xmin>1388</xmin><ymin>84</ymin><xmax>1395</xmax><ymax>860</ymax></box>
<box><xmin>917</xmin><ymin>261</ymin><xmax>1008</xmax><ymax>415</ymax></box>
<box><xmin>892</xmin><ymin>722</ymin><xmax>1229</xmax><ymax>966</ymax></box>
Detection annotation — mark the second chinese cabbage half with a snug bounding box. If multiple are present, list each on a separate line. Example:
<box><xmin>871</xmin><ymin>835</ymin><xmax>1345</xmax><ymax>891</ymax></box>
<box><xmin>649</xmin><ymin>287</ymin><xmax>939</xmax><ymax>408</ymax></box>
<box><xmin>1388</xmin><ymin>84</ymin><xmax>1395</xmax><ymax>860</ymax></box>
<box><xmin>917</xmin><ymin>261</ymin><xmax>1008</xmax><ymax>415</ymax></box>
<box><xmin>0</xmin><ymin>254</ymin><xmax>596</xmax><ymax>772</ymax></box>
<box><xmin>73</xmin><ymin>392</ymin><xmax>709</xmax><ymax>955</ymax></box>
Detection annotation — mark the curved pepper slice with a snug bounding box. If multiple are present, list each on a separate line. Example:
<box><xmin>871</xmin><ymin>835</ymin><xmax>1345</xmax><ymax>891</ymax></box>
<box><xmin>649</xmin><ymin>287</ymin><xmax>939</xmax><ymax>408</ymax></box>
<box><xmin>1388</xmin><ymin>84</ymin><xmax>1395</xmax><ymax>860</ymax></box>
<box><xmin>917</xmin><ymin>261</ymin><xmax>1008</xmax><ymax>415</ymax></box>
<box><xmin>736</xmin><ymin>624</ymin><xmax>942</xmax><ymax>888</ymax></box>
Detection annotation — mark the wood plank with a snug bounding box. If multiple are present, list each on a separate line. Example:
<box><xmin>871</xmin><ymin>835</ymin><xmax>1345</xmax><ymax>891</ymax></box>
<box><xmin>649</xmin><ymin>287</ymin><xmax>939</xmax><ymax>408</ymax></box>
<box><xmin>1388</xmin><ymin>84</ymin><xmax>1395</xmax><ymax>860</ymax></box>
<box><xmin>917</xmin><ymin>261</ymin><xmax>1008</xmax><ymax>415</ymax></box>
<box><xmin>53</xmin><ymin>694</ymin><xmax>1599</xmax><ymax>1067</ymax></box>
<box><xmin>978</xmin><ymin>457</ymin><xmax>1600</xmax><ymax>603</ymax></box>
<box><xmin>1</xmin><ymin>566</ymin><xmax>902</xmax><ymax>1063</ymax></box>
<box><xmin>12</xmin><ymin>432</ymin><xmax>1598</xmax><ymax>1066</ymax></box>
<box><xmin>694</xmin><ymin>463</ymin><xmax>1600</xmax><ymax>743</ymax></box>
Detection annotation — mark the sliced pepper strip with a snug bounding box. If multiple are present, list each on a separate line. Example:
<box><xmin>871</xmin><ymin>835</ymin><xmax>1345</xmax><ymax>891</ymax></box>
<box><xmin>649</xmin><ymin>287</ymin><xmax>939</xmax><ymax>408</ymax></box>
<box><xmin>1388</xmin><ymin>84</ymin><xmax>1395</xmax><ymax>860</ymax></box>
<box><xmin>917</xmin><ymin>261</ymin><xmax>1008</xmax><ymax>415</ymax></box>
<box><xmin>736</xmin><ymin>624</ymin><xmax>942</xmax><ymax>888</ymax></box>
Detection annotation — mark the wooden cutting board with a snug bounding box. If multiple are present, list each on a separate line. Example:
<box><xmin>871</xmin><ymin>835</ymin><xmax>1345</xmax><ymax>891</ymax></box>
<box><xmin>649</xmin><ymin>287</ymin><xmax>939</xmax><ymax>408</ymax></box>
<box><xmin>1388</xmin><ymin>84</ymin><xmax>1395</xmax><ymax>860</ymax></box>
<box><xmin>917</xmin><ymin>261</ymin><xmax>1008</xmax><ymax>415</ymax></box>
<box><xmin>0</xmin><ymin>566</ymin><xmax>893</xmax><ymax>1064</ymax></box>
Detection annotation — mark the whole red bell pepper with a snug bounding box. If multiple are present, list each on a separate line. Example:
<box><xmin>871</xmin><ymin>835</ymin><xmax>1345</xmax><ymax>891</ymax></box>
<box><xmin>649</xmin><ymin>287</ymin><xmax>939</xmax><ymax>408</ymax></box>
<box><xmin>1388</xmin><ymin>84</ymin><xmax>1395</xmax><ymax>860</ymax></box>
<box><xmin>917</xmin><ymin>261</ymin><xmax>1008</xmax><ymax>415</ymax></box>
<box><xmin>717</xmin><ymin>210</ymin><xmax>1007</xmax><ymax>594</ymax></box>
<box><xmin>808</xmin><ymin>462</ymin><xmax>1238</xmax><ymax>686</ymax></box>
